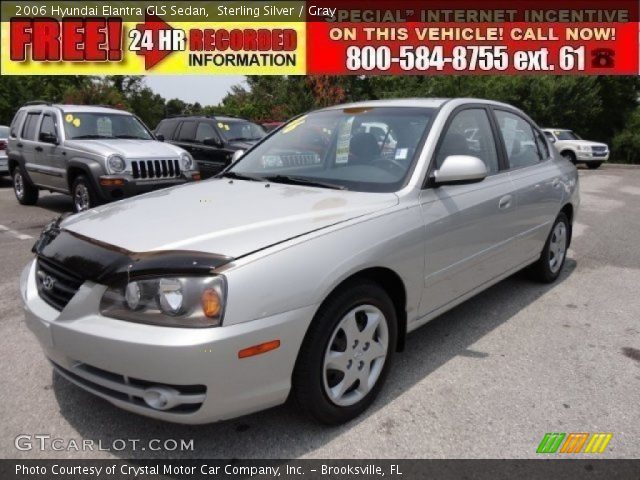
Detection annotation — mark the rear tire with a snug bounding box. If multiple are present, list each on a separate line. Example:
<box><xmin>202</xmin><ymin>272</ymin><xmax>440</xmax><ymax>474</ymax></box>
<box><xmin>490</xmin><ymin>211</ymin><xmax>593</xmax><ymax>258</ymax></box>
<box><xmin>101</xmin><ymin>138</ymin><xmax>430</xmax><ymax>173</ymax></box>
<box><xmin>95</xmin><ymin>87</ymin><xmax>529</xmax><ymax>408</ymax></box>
<box><xmin>12</xmin><ymin>166</ymin><xmax>39</xmax><ymax>205</ymax></box>
<box><xmin>71</xmin><ymin>175</ymin><xmax>99</xmax><ymax>213</ymax></box>
<box><xmin>293</xmin><ymin>281</ymin><xmax>397</xmax><ymax>425</ymax></box>
<box><xmin>529</xmin><ymin>212</ymin><xmax>570</xmax><ymax>283</ymax></box>
<box><xmin>587</xmin><ymin>162</ymin><xmax>602</xmax><ymax>170</ymax></box>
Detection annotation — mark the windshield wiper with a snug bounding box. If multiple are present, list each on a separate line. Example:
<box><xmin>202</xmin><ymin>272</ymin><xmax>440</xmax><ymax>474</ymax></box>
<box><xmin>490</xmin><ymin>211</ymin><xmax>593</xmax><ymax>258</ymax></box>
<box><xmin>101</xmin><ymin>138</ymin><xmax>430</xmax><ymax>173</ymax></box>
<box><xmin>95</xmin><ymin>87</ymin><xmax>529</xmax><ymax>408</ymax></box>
<box><xmin>115</xmin><ymin>134</ymin><xmax>149</xmax><ymax>139</ymax></box>
<box><xmin>219</xmin><ymin>171</ymin><xmax>266</xmax><ymax>182</ymax></box>
<box><xmin>264</xmin><ymin>175</ymin><xmax>346</xmax><ymax>190</ymax></box>
<box><xmin>70</xmin><ymin>134</ymin><xmax>116</xmax><ymax>139</ymax></box>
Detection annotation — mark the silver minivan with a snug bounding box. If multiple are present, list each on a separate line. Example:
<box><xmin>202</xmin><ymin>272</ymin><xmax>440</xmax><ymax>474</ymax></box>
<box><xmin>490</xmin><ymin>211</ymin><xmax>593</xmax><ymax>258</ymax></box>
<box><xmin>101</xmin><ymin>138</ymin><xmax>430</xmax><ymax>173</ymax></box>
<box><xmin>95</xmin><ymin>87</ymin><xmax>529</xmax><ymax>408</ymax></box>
<box><xmin>21</xmin><ymin>98</ymin><xmax>579</xmax><ymax>425</ymax></box>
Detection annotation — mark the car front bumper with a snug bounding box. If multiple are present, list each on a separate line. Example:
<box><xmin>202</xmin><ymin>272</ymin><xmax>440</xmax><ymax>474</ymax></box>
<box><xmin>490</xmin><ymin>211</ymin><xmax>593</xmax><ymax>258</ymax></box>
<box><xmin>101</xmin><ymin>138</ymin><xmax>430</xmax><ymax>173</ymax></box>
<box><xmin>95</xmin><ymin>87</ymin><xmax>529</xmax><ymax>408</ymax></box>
<box><xmin>576</xmin><ymin>151</ymin><xmax>609</xmax><ymax>162</ymax></box>
<box><xmin>97</xmin><ymin>172</ymin><xmax>200</xmax><ymax>202</ymax></box>
<box><xmin>20</xmin><ymin>260</ymin><xmax>314</xmax><ymax>424</ymax></box>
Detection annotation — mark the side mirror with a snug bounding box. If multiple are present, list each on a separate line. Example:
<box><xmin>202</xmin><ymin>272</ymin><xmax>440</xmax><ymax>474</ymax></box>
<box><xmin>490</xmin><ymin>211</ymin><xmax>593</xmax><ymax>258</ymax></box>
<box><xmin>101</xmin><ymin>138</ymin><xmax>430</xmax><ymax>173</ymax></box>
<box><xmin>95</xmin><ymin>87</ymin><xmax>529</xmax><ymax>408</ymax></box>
<box><xmin>39</xmin><ymin>132</ymin><xmax>58</xmax><ymax>144</ymax></box>
<box><xmin>156</xmin><ymin>133</ymin><xmax>165</xmax><ymax>142</ymax></box>
<box><xmin>231</xmin><ymin>150</ymin><xmax>245</xmax><ymax>163</ymax></box>
<box><xmin>433</xmin><ymin>155</ymin><xmax>487</xmax><ymax>186</ymax></box>
<box><xmin>203</xmin><ymin>137</ymin><xmax>222</xmax><ymax>147</ymax></box>
<box><xmin>549</xmin><ymin>138</ymin><xmax>556</xmax><ymax>144</ymax></box>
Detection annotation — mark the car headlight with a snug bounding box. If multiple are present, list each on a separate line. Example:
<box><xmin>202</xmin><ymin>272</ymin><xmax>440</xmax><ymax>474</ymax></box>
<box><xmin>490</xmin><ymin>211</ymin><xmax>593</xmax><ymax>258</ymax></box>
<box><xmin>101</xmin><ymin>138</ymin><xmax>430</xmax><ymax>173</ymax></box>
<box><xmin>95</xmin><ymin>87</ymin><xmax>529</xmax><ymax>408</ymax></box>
<box><xmin>100</xmin><ymin>275</ymin><xmax>226</xmax><ymax>327</ymax></box>
<box><xmin>578</xmin><ymin>145</ymin><xmax>590</xmax><ymax>152</ymax></box>
<box><xmin>108</xmin><ymin>155</ymin><xmax>126</xmax><ymax>173</ymax></box>
<box><xmin>181</xmin><ymin>152</ymin><xmax>193</xmax><ymax>170</ymax></box>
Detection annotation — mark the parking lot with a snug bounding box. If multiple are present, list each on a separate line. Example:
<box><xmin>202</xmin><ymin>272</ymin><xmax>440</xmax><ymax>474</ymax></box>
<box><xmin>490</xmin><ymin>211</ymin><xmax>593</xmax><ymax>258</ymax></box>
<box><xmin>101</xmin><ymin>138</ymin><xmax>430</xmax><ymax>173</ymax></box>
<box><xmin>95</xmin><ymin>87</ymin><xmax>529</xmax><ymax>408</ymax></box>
<box><xmin>0</xmin><ymin>165</ymin><xmax>639</xmax><ymax>459</ymax></box>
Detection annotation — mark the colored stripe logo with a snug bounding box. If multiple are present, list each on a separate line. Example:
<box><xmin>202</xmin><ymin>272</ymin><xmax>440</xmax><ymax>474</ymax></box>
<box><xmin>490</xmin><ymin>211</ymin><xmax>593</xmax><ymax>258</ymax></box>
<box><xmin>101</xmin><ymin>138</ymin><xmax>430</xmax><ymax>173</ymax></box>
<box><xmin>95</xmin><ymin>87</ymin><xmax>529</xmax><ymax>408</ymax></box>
<box><xmin>537</xmin><ymin>433</ymin><xmax>613</xmax><ymax>454</ymax></box>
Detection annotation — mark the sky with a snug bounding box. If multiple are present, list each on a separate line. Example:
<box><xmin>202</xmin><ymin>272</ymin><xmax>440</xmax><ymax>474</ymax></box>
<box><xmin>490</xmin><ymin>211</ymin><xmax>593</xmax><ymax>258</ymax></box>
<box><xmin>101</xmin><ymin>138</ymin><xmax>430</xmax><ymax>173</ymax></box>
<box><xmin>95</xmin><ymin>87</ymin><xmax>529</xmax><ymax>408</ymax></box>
<box><xmin>144</xmin><ymin>75</ymin><xmax>246</xmax><ymax>106</ymax></box>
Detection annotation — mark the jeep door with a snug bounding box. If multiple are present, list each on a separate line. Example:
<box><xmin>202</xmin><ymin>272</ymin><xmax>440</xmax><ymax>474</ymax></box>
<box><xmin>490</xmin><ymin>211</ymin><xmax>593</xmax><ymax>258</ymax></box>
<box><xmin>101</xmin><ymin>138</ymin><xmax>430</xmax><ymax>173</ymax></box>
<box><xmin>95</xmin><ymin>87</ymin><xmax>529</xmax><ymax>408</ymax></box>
<box><xmin>18</xmin><ymin>111</ymin><xmax>48</xmax><ymax>186</ymax></box>
<box><xmin>33</xmin><ymin>112</ymin><xmax>66</xmax><ymax>190</ymax></box>
<box><xmin>493</xmin><ymin>109</ymin><xmax>564</xmax><ymax>263</ymax></box>
<box><xmin>418</xmin><ymin>106</ymin><xmax>523</xmax><ymax>317</ymax></box>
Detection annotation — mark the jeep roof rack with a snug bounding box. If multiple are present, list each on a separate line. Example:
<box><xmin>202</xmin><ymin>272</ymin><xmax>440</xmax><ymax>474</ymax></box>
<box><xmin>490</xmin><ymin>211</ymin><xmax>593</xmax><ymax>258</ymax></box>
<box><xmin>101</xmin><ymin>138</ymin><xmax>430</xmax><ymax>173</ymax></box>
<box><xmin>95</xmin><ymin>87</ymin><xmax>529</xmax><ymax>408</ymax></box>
<box><xmin>24</xmin><ymin>100</ymin><xmax>53</xmax><ymax>106</ymax></box>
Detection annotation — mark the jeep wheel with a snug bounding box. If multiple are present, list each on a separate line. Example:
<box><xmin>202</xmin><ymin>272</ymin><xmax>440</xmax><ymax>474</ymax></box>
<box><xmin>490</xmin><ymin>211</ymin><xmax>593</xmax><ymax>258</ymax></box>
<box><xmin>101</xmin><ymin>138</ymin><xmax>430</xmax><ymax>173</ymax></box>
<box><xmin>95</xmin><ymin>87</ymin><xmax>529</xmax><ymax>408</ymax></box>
<box><xmin>587</xmin><ymin>162</ymin><xmax>603</xmax><ymax>170</ymax></box>
<box><xmin>293</xmin><ymin>281</ymin><xmax>397</xmax><ymax>424</ymax></box>
<box><xmin>13</xmin><ymin>167</ymin><xmax>39</xmax><ymax>205</ymax></box>
<box><xmin>72</xmin><ymin>175</ymin><xmax>99</xmax><ymax>213</ymax></box>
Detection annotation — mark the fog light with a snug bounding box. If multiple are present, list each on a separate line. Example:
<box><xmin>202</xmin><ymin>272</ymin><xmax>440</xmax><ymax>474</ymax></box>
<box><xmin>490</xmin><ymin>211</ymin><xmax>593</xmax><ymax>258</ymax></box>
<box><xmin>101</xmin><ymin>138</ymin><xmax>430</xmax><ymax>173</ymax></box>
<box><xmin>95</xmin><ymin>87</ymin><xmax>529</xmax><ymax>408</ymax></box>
<box><xmin>142</xmin><ymin>386</ymin><xmax>180</xmax><ymax>410</ymax></box>
<box><xmin>158</xmin><ymin>278</ymin><xmax>183</xmax><ymax>314</ymax></box>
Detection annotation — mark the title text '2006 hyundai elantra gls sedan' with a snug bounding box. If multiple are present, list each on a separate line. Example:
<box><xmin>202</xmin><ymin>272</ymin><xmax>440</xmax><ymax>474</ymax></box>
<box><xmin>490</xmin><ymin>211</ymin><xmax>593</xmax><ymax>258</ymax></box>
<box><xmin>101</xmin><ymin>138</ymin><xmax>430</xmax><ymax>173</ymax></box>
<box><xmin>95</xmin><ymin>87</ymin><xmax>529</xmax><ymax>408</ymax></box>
<box><xmin>21</xmin><ymin>98</ymin><xmax>579</xmax><ymax>425</ymax></box>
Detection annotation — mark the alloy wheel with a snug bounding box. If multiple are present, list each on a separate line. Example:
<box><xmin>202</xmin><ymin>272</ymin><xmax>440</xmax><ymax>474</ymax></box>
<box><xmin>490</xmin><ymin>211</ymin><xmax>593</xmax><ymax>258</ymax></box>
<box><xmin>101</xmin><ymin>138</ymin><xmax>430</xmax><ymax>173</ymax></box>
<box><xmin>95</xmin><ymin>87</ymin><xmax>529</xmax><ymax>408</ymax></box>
<box><xmin>549</xmin><ymin>222</ymin><xmax>567</xmax><ymax>273</ymax></box>
<box><xmin>14</xmin><ymin>172</ymin><xmax>24</xmax><ymax>199</ymax></box>
<box><xmin>74</xmin><ymin>183</ymin><xmax>90</xmax><ymax>212</ymax></box>
<box><xmin>322</xmin><ymin>304</ymin><xmax>389</xmax><ymax>407</ymax></box>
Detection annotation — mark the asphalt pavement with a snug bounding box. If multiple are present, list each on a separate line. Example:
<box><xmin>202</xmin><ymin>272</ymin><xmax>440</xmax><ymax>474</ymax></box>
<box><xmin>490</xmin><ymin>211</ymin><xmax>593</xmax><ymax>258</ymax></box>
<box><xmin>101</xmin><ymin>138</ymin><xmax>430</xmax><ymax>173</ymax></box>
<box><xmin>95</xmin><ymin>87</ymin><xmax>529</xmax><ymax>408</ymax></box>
<box><xmin>0</xmin><ymin>165</ymin><xmax>639</xmax><ymax>459</ymax></box>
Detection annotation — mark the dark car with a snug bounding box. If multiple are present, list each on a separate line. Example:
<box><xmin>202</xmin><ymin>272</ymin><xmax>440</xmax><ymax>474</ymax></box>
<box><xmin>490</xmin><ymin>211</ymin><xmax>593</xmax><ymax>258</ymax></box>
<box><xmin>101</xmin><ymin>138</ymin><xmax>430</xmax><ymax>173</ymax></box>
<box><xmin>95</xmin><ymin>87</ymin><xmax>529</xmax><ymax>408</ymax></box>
<box><xmin>154</xmin><ymin>115</ymin><xmax>266</xmax><ymax>178</ymax></box>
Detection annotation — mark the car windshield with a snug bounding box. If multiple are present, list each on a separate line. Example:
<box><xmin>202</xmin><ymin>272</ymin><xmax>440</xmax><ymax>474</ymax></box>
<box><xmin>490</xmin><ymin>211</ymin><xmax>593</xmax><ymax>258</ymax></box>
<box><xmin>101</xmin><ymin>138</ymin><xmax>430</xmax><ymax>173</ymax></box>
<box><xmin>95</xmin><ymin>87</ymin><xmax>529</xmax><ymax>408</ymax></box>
<box><xmin>0</xmin><ymin>126</ymin><xmax>9</xmax><ymax>137</ymax></box>
<box><xmin>216</xmin><ymin>119</ymin><xmax>265</xmax><ymax>142</ymax></box>
<box><xmin>63</xmin><ymin>112</ymin><xmax>153</xmax><ymax>140</ymax></box>
<box><xmin>228</xmin><ymin>107</ymin><xmax>435</xmax><ymax>193</ymax></box>
<box><xmin>555</xmin><ymin>130</ymin><xmax>580</xmax><ymax>141</ymax></box>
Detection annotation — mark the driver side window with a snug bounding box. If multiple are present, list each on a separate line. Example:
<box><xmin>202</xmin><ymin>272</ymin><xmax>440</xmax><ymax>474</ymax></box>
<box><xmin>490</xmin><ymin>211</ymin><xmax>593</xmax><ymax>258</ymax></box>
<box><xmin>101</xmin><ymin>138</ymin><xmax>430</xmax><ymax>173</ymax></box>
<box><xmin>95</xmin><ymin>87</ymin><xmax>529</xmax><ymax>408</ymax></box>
<box><xmin>435</xmin><ymin>109</ymin><xmax>499</xmax><ymax>174</ymax></box>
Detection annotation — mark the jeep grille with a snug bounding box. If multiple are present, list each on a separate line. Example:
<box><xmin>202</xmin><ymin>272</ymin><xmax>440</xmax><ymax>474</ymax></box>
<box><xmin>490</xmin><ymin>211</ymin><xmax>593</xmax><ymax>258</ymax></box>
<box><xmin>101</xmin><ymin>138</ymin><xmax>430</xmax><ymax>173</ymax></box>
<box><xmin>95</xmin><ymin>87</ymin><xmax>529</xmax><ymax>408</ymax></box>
<box><xmin>131</xmin><ymin>159</ymin><xmax>181</xmax><ymax>179</ymax></box>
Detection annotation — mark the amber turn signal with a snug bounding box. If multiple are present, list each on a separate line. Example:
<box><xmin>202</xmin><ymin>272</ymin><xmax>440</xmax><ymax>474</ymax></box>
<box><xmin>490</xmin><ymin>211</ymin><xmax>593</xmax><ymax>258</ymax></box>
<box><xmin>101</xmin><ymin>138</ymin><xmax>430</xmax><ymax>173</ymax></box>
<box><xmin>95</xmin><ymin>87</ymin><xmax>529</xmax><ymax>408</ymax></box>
<box><xmin>238</xmin><ymin>340</ymin><xmax>281</xmax><ymax>359</ymax></box>
<box><xmin>201</xmin><ymin>288</ymin><xmax>222</xmax><ymax>318</ymax></box>
<box><xmin>99</xmin><ymin>178</ymin><xmax>124</xmax><ymax>186</ymax></box>
<box><xmin>192</xmin><ymin>173</ymin><xmax>201</xmax><ymax>181</ymax></box>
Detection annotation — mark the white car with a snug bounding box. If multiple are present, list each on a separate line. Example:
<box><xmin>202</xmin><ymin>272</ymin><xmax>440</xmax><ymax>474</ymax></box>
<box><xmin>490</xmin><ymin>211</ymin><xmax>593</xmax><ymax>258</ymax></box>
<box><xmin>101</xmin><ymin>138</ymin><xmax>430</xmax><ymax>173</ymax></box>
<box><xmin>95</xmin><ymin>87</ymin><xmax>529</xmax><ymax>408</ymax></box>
<box><xmin>542</xmin><ymin>129</ymin><xmax>609</xmax><ymax>169</ymax></box>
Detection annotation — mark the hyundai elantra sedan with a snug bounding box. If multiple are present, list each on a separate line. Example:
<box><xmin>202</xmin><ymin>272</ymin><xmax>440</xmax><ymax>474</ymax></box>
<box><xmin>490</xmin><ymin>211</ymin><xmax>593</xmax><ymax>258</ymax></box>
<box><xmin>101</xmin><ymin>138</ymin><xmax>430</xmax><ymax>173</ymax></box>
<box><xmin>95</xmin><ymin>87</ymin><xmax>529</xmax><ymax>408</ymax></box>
<box><xmin>21</xmin><ymin>98</ymin><xmax>579</xmax><ymax>424</ymax></box>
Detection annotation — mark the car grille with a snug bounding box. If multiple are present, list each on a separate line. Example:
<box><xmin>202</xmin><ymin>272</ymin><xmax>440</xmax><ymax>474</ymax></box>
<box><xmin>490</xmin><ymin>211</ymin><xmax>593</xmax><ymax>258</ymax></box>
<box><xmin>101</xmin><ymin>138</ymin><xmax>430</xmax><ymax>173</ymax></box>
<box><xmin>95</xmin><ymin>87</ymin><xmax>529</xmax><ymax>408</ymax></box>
<box><xmin>36</xmin><ymin>258</ymin><xmax>83</xmax><ymax>311</ymax></box>
<box><xmin>51</xmin><ymin>360</ymin><xmax>206</xmax><ymax>413</ymax></box>
<box><xmin>591</xmin><ymin>146</ymin><xmax>608</xmax><ymax>157</ymax></box>
<box><xmin>131</xmin><ymin>159</ymin><xmax>181</xmax><ymax>179</ymax></box>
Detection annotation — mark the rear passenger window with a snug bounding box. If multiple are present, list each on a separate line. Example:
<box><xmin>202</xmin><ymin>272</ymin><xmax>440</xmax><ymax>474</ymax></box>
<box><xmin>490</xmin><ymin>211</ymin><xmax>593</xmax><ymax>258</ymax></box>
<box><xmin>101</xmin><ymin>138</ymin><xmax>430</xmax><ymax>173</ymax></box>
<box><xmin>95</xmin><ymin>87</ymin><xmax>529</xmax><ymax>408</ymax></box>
<box><xmin>177</xmin><ymin>121</ymin><xmax>196</xmax><ymax>142</ymax></box>
<box><xmin>155</xmin><ymin>119</ymin><xmax>178</xmax><ymax>139</ymax></box>
<box><xmin>10</xmin><ymin>111</ymin><xmax>26</xmax><ymax>137</ymax></box>
<box><xmin>495</xmin><ymin>111</ymin><xmax>542</xmax><ymax>169</ymax></box>
<box><xmin>21</xmin><ymin>113</ymin><xmax>40</xmax><ymax>140</ymax></box>
<box><xmin>534</xmin><ymin>129</ymin><xmax>550</xmax><ymax>160</ymax></box>
<box><xmin>436</xmin><ymin>109</ymin><xmax>499</xmax><ymax>174</ymax></box>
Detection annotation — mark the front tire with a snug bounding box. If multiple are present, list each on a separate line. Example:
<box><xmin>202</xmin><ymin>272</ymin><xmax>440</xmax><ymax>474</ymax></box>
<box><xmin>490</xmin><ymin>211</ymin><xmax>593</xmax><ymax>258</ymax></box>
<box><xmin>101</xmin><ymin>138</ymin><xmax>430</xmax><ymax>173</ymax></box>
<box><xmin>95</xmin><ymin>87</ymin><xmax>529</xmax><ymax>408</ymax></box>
<box><xmin>71</xmin><ymin>175</ymin><xmax>99</xmax><ymax>213</ymax></box>
<box><xmin>13</xmin><ymin>167</ymin><xmax>39</xmax><ymax>205</ymax></box>
<box><xmin>293</xmin><ymin>281</ymin><xmax>397</xmax><ymax>424</ymax></box>
<box><xmin>529</xmin><ymin>212</ymin><xmax>570</xmax><ymax>283</ymax></box>
<box><xmin>587</xmin><ymin>162</ymin><xmax>603</xmax><ymax>170</ymax></box>
<box><xmin>562</xmin><ymin>151</ymin><xmax>577</xmax><ymax>165</ymax></box>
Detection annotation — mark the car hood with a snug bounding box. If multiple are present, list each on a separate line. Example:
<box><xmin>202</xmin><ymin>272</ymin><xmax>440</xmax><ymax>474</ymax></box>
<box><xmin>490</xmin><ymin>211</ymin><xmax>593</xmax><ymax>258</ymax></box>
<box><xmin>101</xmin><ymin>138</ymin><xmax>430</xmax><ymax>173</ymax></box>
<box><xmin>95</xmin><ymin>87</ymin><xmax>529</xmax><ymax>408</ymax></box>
<box><xmin>61</xmin><ymin>179</ymin><xmax>398</xmax><ymax>257</ymax></box>
<box><xmin>557</xmin><ymin>139</ymin><xmax>608</xmax><ymax>148</ymax></box>
<box><xmin>64</xmin><ymin>139</ymin><xmax>186</xmax><ymax>158</ymax></box>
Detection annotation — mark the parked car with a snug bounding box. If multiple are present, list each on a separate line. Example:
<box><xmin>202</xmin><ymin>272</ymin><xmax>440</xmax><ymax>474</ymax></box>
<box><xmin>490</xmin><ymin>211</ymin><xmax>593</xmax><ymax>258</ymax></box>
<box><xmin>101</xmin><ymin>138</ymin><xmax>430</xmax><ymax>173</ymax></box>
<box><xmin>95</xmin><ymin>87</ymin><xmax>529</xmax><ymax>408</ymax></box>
<box><xmin>155</xmin><ymin>115</ymin><xmax>266</xmax><ymax>178</ymax></box>
<box><xmin>542</xmin><ymin>128</ymin><xmax>609</xmax><ymax>169</ymax></box>
<box><xmin>21</xmin><ymin>98</ymin><xmax>578</xmax><ymax>425</ymax></box>
<box><xmin>0</xmin><ymin>125</ymin><xmax>9</xmax><ymax>175</ymax></box>
<box><xmin>7</xmin><ymin>102</ymin><xmax>199</xmax><ymax>212</ymax></box>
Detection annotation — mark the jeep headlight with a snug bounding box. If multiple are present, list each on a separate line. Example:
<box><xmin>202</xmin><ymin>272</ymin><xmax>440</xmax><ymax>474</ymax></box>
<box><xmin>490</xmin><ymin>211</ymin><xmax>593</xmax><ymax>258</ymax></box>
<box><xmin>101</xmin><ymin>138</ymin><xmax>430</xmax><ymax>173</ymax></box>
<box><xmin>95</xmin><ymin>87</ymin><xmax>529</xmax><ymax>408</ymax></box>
<box><xmin>577</xmin><ymin>145</ymin><xmax>590</xmax><ymax>152</ymax></box>
<box><xmin>108</xmin><ymin>155</ymin><xmax>126</xmax><ymax>173</ymax></box>
<box><xmin>100</xmin><ymin>276</ymin><xmax>226</xmax><ymax>327</ymax></box>
<box><xmin>181</xmin><ymin>152</ymin><xmax>193</xmax><ymax>170</ymax></box>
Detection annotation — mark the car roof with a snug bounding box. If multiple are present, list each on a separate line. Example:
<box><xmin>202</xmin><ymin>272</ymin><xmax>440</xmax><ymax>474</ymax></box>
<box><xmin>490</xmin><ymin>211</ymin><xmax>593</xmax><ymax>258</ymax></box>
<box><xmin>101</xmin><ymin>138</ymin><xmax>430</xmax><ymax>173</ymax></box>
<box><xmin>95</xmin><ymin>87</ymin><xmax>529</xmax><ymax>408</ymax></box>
<box><xmin>318</xmin><ymin>98</ymin><xmax>519</xmax><ymax>112</ymax></box>
<box><xmin>542</xmin><ymin>128</ymin><xmax>571</xmax><ymax>132</ymax></box>
<box><xmin>20</xmin><ymin>104</ymin><xmax>130</xmax><ymax>115</ymax></box>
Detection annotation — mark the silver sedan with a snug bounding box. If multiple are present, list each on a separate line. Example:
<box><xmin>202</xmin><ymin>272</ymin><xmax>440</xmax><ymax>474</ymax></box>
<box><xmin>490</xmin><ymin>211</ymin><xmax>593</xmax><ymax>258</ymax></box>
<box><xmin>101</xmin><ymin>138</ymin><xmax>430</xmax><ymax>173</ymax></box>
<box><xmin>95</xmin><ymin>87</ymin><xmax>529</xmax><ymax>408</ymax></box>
<box><xmin>21</xmin><ymin>98</ymin><xmax>579</xmax><ymax>424</ymax></box>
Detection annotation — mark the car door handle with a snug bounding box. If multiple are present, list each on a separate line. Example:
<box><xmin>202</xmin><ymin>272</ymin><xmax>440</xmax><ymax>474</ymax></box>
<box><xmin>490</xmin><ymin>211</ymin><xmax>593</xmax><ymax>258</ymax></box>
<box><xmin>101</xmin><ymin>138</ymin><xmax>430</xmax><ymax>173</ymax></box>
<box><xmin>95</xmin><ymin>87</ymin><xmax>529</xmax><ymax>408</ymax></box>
<box><xmin>16</xmin><ymin>143</ymin><xmax>23</xmax><ymax>148</ymax></box>
<box><xmin>35</xmin><ymin>146</ymin><xmax>43</xmax><ymax>152</ymax></box>
<box><xmin>552</xmin><ymin>179</ymin><xmax>561</xmax><ymax>188</ymax></box>
<box><xmin>498</xmin><ymin>195</ymin><xmax>513</xmax><ymax>210</ymax></box>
